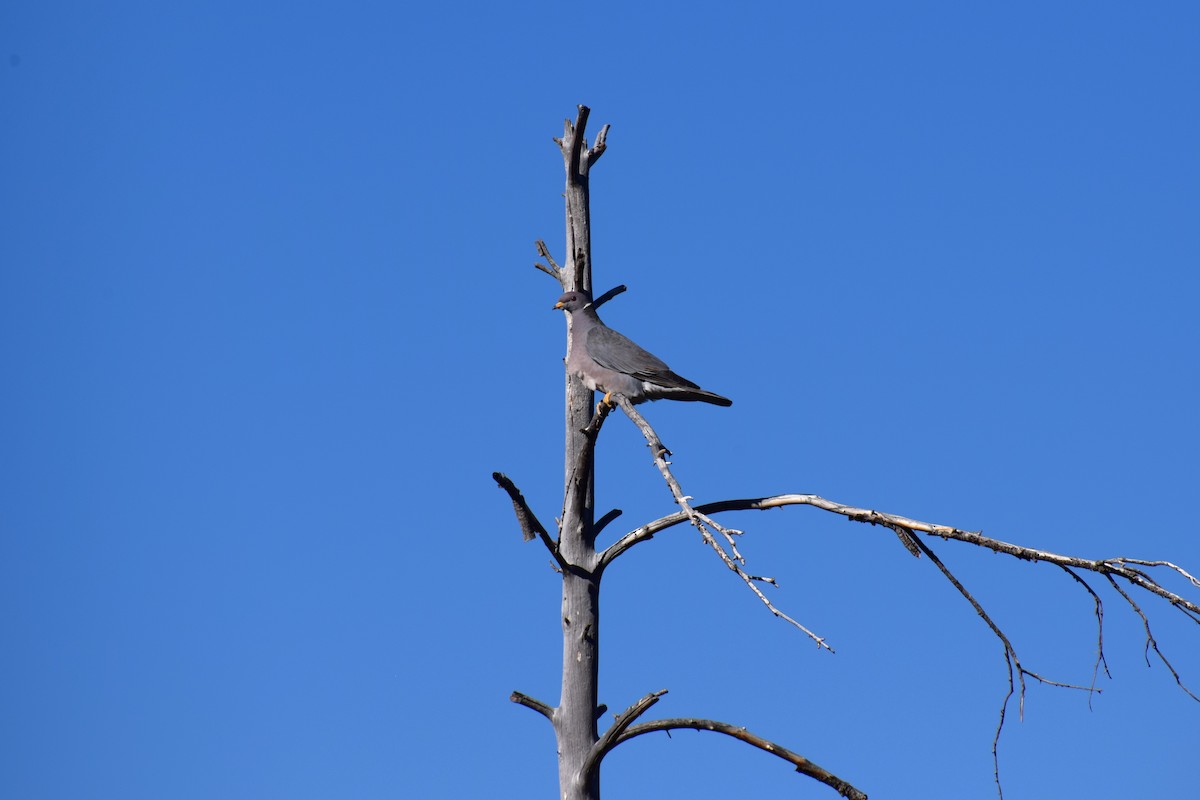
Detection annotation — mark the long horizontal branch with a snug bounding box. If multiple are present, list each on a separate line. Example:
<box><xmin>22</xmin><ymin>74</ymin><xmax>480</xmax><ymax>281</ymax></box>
<box><xmin>601</xmin><ymin>484</ymin><xmax>1199</xmax><ymax>793</ymax></box>
<box><xmin>601</xmin><ymin>493</ymin><xmax>1200</xmax><ymax>618</ymax></box>
<box><xmin>612</xmin><ymin>717</ymin><xmax>867</xmax><ymax>800</ymax></box>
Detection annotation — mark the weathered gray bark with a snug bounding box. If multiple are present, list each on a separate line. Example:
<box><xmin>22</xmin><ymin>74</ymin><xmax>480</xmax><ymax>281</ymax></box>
<box><xmin>498</xmin><ymin>105</ymin><xmax>612</xmax><ymax>800</ymax></box>
<box><xmin>555</xmin><ymin>106</ymin><xmax>604</xmax><ymax>800</ymax></box>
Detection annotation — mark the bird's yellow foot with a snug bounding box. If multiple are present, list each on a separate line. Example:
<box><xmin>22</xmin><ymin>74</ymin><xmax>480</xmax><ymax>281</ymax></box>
<box><xmin>594</xmin><ymin>391</ymin><xmax>618</xmax><ymax>414</ymax></box>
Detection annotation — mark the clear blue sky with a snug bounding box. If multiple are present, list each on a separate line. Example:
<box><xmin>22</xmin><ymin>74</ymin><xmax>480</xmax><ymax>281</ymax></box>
<box><xmin>2</xmin><ymin>2</ymin><xmax>1197</xmax><ymax>798</ymax></box>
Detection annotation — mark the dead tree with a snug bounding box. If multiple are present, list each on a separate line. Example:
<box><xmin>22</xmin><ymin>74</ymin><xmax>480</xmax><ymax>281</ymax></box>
<box><xmin>494</xmin><ymin>105</ymin><xmax>1199</xmax><ymax>800</ymax></box>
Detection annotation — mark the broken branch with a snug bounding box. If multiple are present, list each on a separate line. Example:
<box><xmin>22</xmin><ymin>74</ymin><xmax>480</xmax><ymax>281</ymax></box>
<box><xmin>493</xmin><ymin>472</ymin><xmax>570</xmax><ymax>572</ymax></box>
<box><xmin>510</xmin><ymin>691</ymin><xmax>556</xmax><ymax>724</ymax></box>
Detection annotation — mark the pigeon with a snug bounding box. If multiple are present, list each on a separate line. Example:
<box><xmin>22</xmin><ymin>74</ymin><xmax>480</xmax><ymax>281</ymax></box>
<box><xmin>553</xmin><ymin>290</ymin><xmax>732</xmax><ymax>407</ymax></box>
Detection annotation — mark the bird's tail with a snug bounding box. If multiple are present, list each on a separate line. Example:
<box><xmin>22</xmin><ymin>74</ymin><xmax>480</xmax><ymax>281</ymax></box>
<box><xmin>681</xmin><ymin>389</ymin><xmax>733</xmax><ymax>407</ymax></box>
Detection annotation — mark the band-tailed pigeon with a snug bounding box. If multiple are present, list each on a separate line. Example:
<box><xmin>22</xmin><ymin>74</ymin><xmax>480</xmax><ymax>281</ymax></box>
<box><xmin>554</xmin><ymin>290</ymin><xmax>732</xmax><ymax>407</ymax></box>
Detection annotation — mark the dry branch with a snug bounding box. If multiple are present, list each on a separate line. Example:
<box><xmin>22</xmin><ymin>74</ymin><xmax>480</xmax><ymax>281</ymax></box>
<box><xmin>580</xmin><ymin>689</ymin><xmax>668</xmax><ymax>783</ymax></box>
<box><xmin>1058</xmin><ymin>565</ymin><xmax>1112</xmax><ymax>705</ymax></box>
<box><xmin>602</xmin><ymin>492</ymin><xmax>1200</xmax><ymax>622</ymax></box>
<box><xmin>534</xmin><ymin>239</ymin><xmax>562</xmax><ymax>282</ymax></box>
<box><xmin>1105</xmin><ymin>575</ymin><xmax>1200</xmax><ymax>701</ymax></box>
<box><xmin>611</xmin><ymin>717</ymin><xmax>867</xmax><ymax>800</ymax></box>
<box><xmin>591</xmin><ymin>284</ymin><xmax>627</xmax><ymax>309</ymax></box>
<box><xmin>594</xmin><ymin>507</ymin><xmax>623</xmax><ymax>536</ymax></box>
<box><xmin>587</xmin><ymin>123</ymin><xmax>610</xmax><ymax>166</ymax></box>
<box><xmin>597</xmin><ymin>471</ymin><xmax>1200</xmax><ymax>798</ymax></box>
<box><xmin>511</xmin><ymin>690</ymin><xmax>555</xmax><ymax>723</ymax></box>
<box><xmin>614</xmin><ymin>396</ymin><xmax>832</xmax><ymax>651</ymax></box>
<box><xmin>906</xmin><ymin>533</ymin><xmax>1092</xmax><ymax>798</ymax></box>
<box><xmin>493</xmin><ymin>471</ymin><xmax>547</xmax><ymax>543</ymax></box>
<box><xmin>493</xmin><ymin>472</ymin><xmax>571</xmax><ymax>573</ymax></box>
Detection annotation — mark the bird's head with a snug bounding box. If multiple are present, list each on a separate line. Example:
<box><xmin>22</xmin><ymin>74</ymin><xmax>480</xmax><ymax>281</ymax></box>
<box><xmin>553</xmin><ymin>291</ymin><xmax>592</xmax><ymax>313</ymax></box>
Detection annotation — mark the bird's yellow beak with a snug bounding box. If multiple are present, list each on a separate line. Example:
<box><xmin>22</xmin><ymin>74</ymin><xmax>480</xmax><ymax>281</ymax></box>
<box><xmin>553</xmin><ymin>301</ymin><xmax>566</xmax><ymax>310</ymax></box>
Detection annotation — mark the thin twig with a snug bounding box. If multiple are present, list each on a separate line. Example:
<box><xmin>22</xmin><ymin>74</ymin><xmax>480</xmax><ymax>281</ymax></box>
<box><xmin>1105</xmin><ymin>575</ymin><xmax>1200</xmax><ymax>702</ymax></box>
<box><xmin>587</xmin><ymin>123</ymin><xmax>611</xmax><ymax>166</ymax></box>
<box><xmin>910</xmin><ymin>535</ymin><xmax>1094</xmax><ymax>799</ymax></box>
<box><xmin>612</xmin><ymin>717</ymin><xmax>868</xmax><ymax>800</ymax></box>
<box><xmin>534</xmin><ymin>239</ymin><xmax>563</xmax><ymax>284</ymax></box>
<box><xmin>536</xmin><ymin>239</ymin><xmax>560</xmax><ymax>270</ymax></box>
<box><xmin>1058</xmin><ymin>565</ymin><xmax>1111</xmax><ymax>707</ymax></box>
<box><xmin>615</xmin><ymin>396</ymin><xmax>832</xmax><ymax>651</ymax></box>
<box><xmin>1108</xmin><ymin>558</ymin><xmax>1200</xmax><ymax>588</ymax></box>
<box><xmin>535</xmin><ymin>262</ymin><xmax>561</xmax><ymax>280</ymax></box>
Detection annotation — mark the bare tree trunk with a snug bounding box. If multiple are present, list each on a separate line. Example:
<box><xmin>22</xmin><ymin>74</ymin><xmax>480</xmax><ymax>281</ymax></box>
<box><xmin>556</xmin><ymin>107</ymin><xmax>603</xmax><ymax>800</ymax></box>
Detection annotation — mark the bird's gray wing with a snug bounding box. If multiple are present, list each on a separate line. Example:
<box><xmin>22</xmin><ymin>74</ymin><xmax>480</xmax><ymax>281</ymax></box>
<box><xmin>587</xmin><ymin>326</ymin><xmax>700</xmax><ymax>390</ymax></box>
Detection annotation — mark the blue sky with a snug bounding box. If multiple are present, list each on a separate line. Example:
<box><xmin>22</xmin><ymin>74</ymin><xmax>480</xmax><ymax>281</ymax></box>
<box><xmin>2</xmin><ymin>2</ymin><xmax>1198</xmax><ymax>798</ymax></box>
